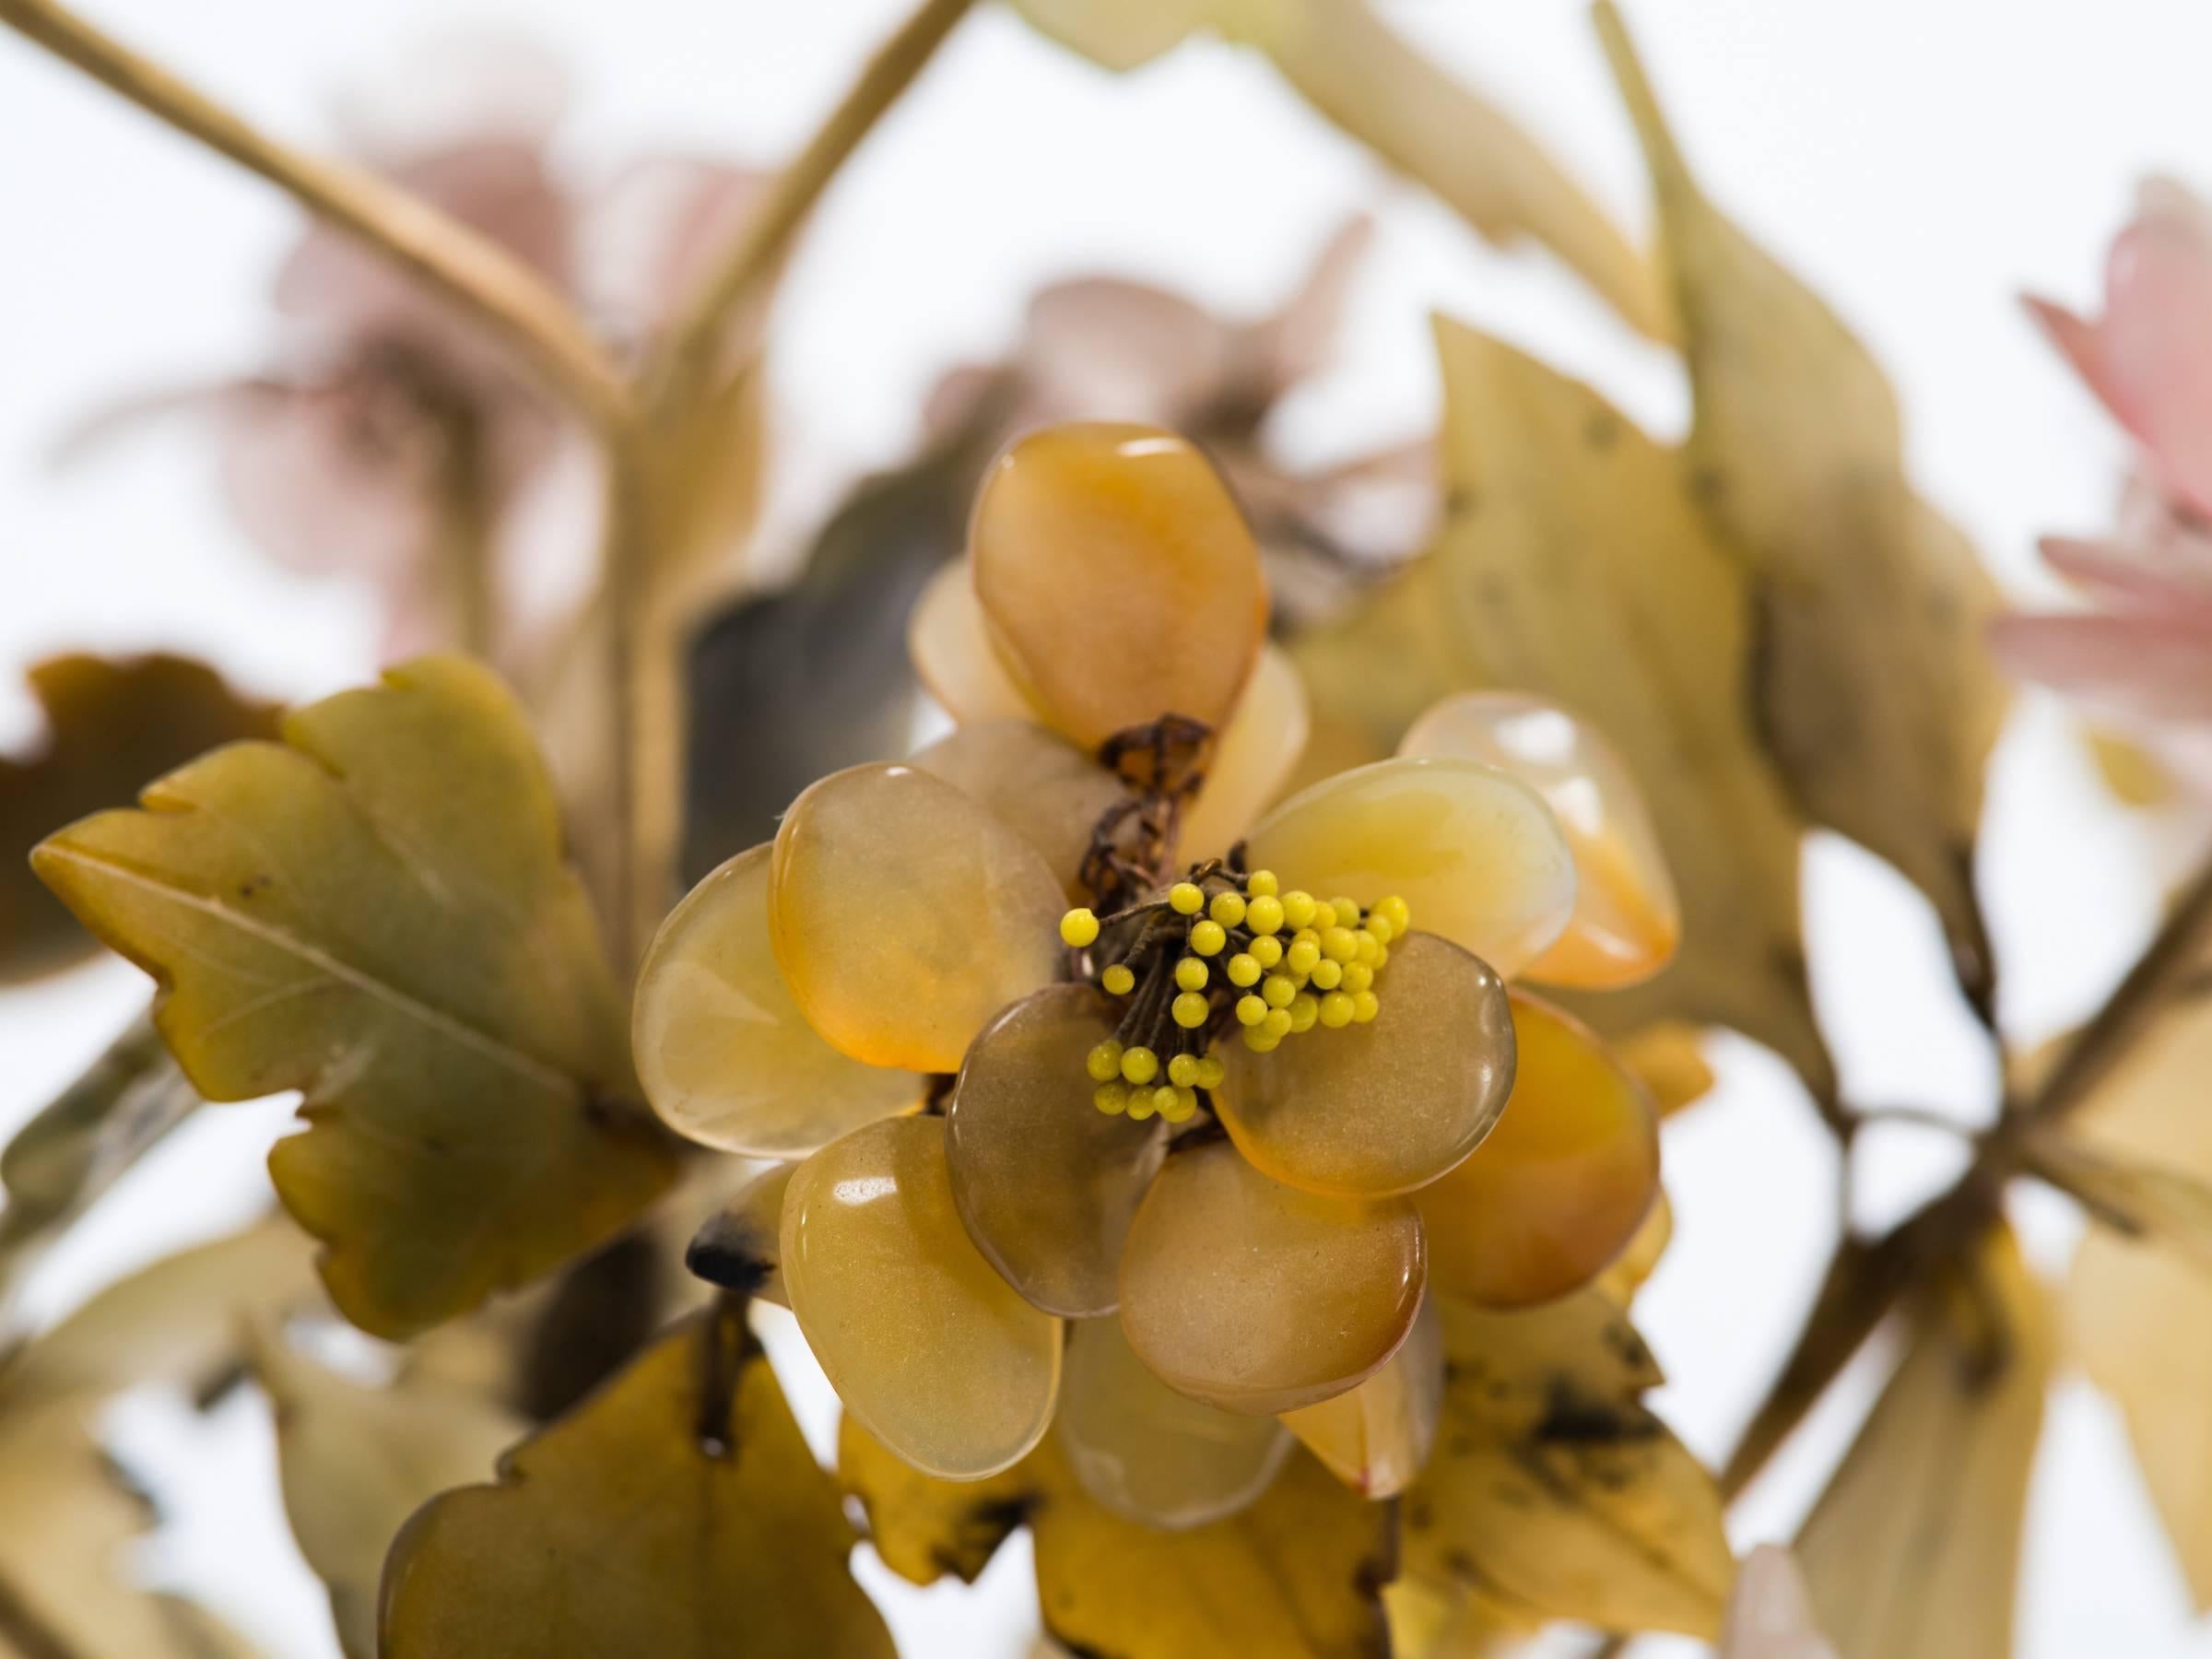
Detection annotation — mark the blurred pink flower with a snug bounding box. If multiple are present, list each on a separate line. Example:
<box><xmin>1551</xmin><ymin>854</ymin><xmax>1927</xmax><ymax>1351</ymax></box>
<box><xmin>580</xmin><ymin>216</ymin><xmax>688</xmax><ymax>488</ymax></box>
<box><xmin>64</xmin><ymin>37</ymin><xmax>765</xmax><ymax>665</ymax></box>
<box><xmin>1997</xmin><ymin>178</ymin><xmax>2212</xmax><ymax>784</ymax></box>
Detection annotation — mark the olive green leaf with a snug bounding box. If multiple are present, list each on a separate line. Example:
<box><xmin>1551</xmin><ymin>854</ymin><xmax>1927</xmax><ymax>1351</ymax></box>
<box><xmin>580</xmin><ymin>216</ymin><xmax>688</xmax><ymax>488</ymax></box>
<box><xmin>1402</xmin><ymin>1290</ymin><xmax>1734</xmax><ymax>1639</ymax></box>
<box><xmin>1005</xmin><ymin>0</ymin><xmax>1669</xmax><ymax>339</ymax></box>
<box><xmin>382</xmin><ymin>1307</ymin><xmax>895</xmax><ymax>1659</ymax></box>
<box><xmin>842</xmin><ymin>1413</ymin><xmax>1395</xmax><ymax>1659</ymax></box>
<box><xmin>30</xmin><ymin>654</ymin><xmax>678</xmax><ymax>1339</ymax></box>
<box><xmin>1</xmin><ymin>653</ymin><xmax>276</xmax><ymax>985</ymax></box>
<box><xmin>0</xmin><ymin>1009</ymin><xmax>199</xmax><ymax>1291</ymax></box>
<box><xmin>251</xmin><ymin>1329</ymin><xmax>524</xmax><ymax>1658</ymax></box>
<box><xmin>1598</xmin><ymin>2</ymin><xmax>2009</xmax><ymax>1020</ymax></box>
<box><xmin>1796</xmin><ymin>1223</ymin><xmax>2052</xmax><ymax>1659</ymax></box>
<box><xmin>1300</xmin><ymin>321</ymin><xmax>1832</xmax><ymax>1102</ymax></box>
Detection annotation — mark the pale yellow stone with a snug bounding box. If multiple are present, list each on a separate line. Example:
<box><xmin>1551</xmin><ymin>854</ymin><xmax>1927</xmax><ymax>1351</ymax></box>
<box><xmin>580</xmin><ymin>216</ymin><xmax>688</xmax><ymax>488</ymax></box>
<box><xmin>1246</xmin><ymin>756</ymin><xmax>1576</xmax><ymax>980</ymax></box>
<box><xmin>908</xmin><ymin>559</ymin><xmax>1034</xmax><ymax>724</ymax></box>
<box><xmin>771</xmin><ymin>763</ymin><xmax>1066</xmax><ymax>1074</ymax></box>
<box><xmin>1178</xmin><ymin>644</ymin><xmax>1311</xmax><ymax>865</ymax></box>
<box><xmin>1056</xmin><ymin>1314</ymin><xmax>1291</xmax><ymax>1530</ymax></box>
<box><xmin>911</xmin><ymin>721</ymin><xmax>1131</xmax><ymax>902</ymax></box>
<box><xmin>634</xmin><ymin>845</ymin><xmax>916</xmax><ymax>1156</ymax></box>
<box><xmin>1118</xmin><ymin>1140</ymin><xmax>1425</xmax><ymax>1416</ymax></box>
<box><xmin>1400</xmin><ymin>692</ymin><xmax>1680</xmax><ymax>988</ymax></box>
<box><xmin>971</xmin><ymin>423</ymin><xmax>1267</xmax><ymax>748</ymax></box>
<box><xmin>1418</xmin><ymin>991</ymin><xmax>1660</xmax><ymax>1309</ymax></box>
<box><xmin>782</xmin><ymin>1116</ymin><xmax>1061</xmax><ymax>1479</ymax></box>
<box><xmin>947</xmin><ymin>986</ymin><xmax>1167</xmax><ymax>1317</ymax></box>
<box><xmin>1279</xmin><ymin>1291</ymin><xmax>1442</xmax><ymax>1499</ymax></box>
<box><xmin>1216</xmin><ymin>932</ymin><xmax>1513</xmax><ymax>1197</ymax></box>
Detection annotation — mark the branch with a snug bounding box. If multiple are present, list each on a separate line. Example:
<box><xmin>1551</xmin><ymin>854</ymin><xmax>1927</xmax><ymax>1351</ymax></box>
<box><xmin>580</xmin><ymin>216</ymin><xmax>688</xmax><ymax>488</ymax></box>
<box><xmin>641</xmin><ymin>0</ymin><xmax>975</xmax><ymax>415</ymax></box>
<box><xmin>0</xmin><ymin>0</ymin><xmax>629</xmax><ymax>431</ymax></box>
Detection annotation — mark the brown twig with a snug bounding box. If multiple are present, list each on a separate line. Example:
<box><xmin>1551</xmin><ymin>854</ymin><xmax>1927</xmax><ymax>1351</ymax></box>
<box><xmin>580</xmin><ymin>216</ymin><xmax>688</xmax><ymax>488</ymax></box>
<box><xmin>0</xmin><ymin>0</ymin><xmax>629</xmax><ymax>432</ymax></box>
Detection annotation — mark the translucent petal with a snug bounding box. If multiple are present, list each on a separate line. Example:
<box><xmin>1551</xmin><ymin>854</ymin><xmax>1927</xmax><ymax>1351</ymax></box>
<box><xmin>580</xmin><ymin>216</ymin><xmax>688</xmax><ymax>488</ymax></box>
<box><xmin>1245</xmin><ymin>756</ymin><xmax>1576</xmax><ymax>980</ymax></box>
<box><xmin>947</xmin><ymin>986</ymin><xmax>1168</xmax><ymax>1317</ymax></box>
<box><xmin>1400</xmin><ymin>692</ymin><xmax>1680</xmax><ymax>988</ymax></box>
<box><xmin>1279</xmin><ymin>1291</ymin><xmax>1442</xmax><ymax>1499</ymax></box>
<box><xmin>1119</xmin><ymin>1141</ymin><xmax>1425</xmax><ymax>1416</ymax></box>
<box><xmin>782</xmin><ymin>1116</ymin><xmax>1061</xmax><ymax>1479</ymax></box>
<box><xmin>911</xmin><ymin>721</ymin><xmax>1130</xmax><ymax>903</ymax></box>
<box><xmin>1215</xmin><ymin>932</ymin><xmax>1513</xmax><ymax>1197</ymax></box>
<box><xmin>635</xmin><ymin>846</ymin><xmax>917</xmax><ymax>1156</ymax></box>
<box><xmin>908</xmin><ymin>559</ymin><xmax>1034</xmax><ymax>724</ymax></box>
<box><xmin>686</xmin><ymin>1160</ymin><xmax>797</xmax><ymax>1308</ymax></box>
<box><xmin>971</xmin><ymin>423</ymin><xmax>1266</xmax><ymax>748</ymax></box>
<box><xmin>1178</xmin><ymin>644</ymin><xmax>1311</xmax><ymax>865</ymax></box>
<box><xmin>1055</xmin><ymin>1314</ymin><xmax>1291</xmax><ymax>1529</ymax></box>
<box><xmin>771</xmin><ymin>764</ymin><xmax>1067</xmax><ymax>1074</ymax></box>
<box><xmin>1418</xmin><ymin>991</ymin><xmax>1660</xmax><ymax>1309</ymax></box>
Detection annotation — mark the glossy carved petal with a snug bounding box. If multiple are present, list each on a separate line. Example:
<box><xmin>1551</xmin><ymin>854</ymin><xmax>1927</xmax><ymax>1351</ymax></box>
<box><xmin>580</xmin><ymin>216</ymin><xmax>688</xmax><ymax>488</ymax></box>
<box><xmin>1279</xmin><ymin>1291</ymin><xmax>1443</xmax><ymax>1499</ymax></box>
<box><xmin>1418</xmin><ymin>991</ymin><xmax>1660</xmax><ymax>1309</ymax></box>
<box><xmin>1400</xmin><ymin>691</ymin><xmax>1679</xmax><ymax>987</ymax></box>
<box><xmin>1246</xmin><ymin>755</ymin><xmax>1576</xmax><ymax>979</ymax></box>
<box><xmin>947</xmin><ymin>986</ymin><xmax>1168</xmax><ymax>1317</ymax></box>
<box><xmin>1119</xmin><ymin>1141</ymin><xmax>1425</xmax><ymax>1416</ymax></box>
<box><xmin>1178</xmin><ymin>644</ymin><xmax>1311</xmax><ymax>865</ymax></box>
<box><xmin>911</xmin><ymin>721</ymin><xmax>1131</xmax><ymax>902</ymax></box>
<box><xmin>782</xmin><ymin>1116</ymin><xmax>1061</xmax><ymax>1479</ymax></box>
<box><xmin>771</xmin><ymin>764</ymin><xmax>1066</xmax><ymax>1073</ymax></box>
<box><xmin>971</xmin><ymin>423</ymin><xmax>1267</xmax><ymax>747</ymax></box>
<box><xmin>1056</xmin><ymin>1314</ymin><xmax>1291</xmax><ymax>1530</ymax></box>
<box><xmin>1216</xmin><ymin>932</ymin><xmax>1514</xmax><ymax>1197</ymax></box>
<box><xmin>908</xmin><ymin>559</ymin><xmax>1035</xmax><ymax>724</ymax></box>
<box><xmin>635</xmin><ymin>845</ymin><xmax>917</xmax><ymax>1156</ymax></box>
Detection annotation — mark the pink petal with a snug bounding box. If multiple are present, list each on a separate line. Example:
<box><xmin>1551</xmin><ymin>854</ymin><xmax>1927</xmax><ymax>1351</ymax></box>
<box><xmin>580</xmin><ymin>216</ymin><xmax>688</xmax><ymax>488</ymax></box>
<box><xmin>1244</xmin><ymin>215</ymin><xmax>1375</xmax><ymax>396</ymax></box>
<box><xmin>2039</xmin><ymin>535</ymin><xmax>2212</xmax><ymax>618</ymax></box>
<box><xmin>1020</xmin><ymin>277</ymin><xmax>1232</xmax><ymax>428</ymax></box>
<box><xmin>2098</xmin><ymin>182</ymin><xmax>2212</xmax><ymax>518</ymax></box>
<box><xmin>584</xmin><ymin>153</ymin><xmax>771</xmax><ymax>340</ymax></box>
<box><xmin>1992</xmin><ymin>611</ymin><xmax>2212</xmax><ymax>722</ymax></box>
<box><xmin>2023</xmin><ymin>294</ymin><xmax>2112</xmax><ymax>411</ymax></box>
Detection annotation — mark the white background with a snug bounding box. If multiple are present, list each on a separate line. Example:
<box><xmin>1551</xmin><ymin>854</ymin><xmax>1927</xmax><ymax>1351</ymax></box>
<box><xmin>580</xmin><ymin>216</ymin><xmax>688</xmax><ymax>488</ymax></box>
<box><xmin>3</xmin><ymin>1</ymin><xmax>2209</xmax><ymax>1653</ymax></box>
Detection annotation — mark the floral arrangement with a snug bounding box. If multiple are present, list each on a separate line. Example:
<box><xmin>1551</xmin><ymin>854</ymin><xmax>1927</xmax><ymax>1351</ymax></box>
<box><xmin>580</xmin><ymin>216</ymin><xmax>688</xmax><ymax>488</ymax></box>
<box><xmin>3</xmin><ymin>3</ymin><xmax>2208</xmax><ymax>1658</ymax></box>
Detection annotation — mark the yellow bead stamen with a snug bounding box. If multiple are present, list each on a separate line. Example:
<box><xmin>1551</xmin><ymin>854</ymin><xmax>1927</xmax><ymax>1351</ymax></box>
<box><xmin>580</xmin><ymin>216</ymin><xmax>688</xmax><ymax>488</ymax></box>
<box><xmin>1060</xmin><ymin>907</ymin><xmax>1100</xmax><ymax>947</ymax></box>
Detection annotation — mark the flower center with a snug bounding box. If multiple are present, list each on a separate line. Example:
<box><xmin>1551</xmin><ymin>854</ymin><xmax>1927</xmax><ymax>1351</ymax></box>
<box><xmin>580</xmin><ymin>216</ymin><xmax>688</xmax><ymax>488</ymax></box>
<box><xmin>1057</xmin><ymin>868</ymin><xmax>1409</xmax><ymax>1122</ymax></box>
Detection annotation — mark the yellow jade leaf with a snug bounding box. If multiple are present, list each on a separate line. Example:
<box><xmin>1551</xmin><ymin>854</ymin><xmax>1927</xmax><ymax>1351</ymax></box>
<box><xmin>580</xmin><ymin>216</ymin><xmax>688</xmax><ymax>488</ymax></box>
<box><xmin>384</xmin><ymin>1311</ymin><xmax>895</xmax><ymax>1659</ymax></box>
<box><xmin>971</xmin><ymin>423</ymin><xmax>1267</xmax><ymax>749</ymax></box>
<box><xmin>1279</xmin><ymin>1288</ymin><xmax>1442</xmax><ymax>1499</ymax></box>
<box><xmin>843</xmin><ymin>1411</ymin><xmax>1394</xmax><ymax>1659</ymax></box>
<box><xmin>1796</xmin><ymin>1224</ymin><xmax>2052</xmax><ymax>1659</ymax></box>
<box><xmin>1411</xmin><ymin>318</ymin><xmax>1830</xmax><ymax>1102</ymax></box>
<box><xmin>634</xmin><ymin>844</ymin><xmax>916</xmax><ymax>1157</ymax></box>
<box><xmin>771</xmin><ymin>762</ymin><xmax>1065</xmax><ymax>1073</ymax></box>
<box><xmin>253</xmin><ymin>1331</ymin><xmax>524</xmax><ymax>1659</ymax></box>
<box><xmin>1404</xmin><ymin>1291</ymin><xmax>1733</xmax><ymax>1638</ymax></box>
<box><xmin>1119</xmin><ymin>1138</ymin><xmax>1426</xmax><ymax>1415</ymax></box>
<box><xmin>1600</xmin><ymin>3</ymin><xmax>2008</xmax><ymax>1017</ymax></box>
<box><xmin>1247</xmin><ymin>755</ymin><xmax>1577</xmax><ymax>979</ymax></box>
<box><xmin>912</xmin><ymin>719</ymin><xmax>1133</xmax><ymax>901</ymax></box>
<box><xmin>1217</xmin><ymin>931</ymin><xmax>1514</xmax><ymax>1198</ymax></box>
<box><xmin>1615</xmin><ymin>1021</ymin><xmax>1718</xmax><ymax>1118</ymax></box>
<box><xmin>1418</xmin><ymin>990</ymin><xmax>1660</xmax><ymax>1309</ymax></box>
<box><xmin>1385</xmin><ymin>1573</ymin><xmax>1534</xmax><ymax>1659</ymax></box>
<box><xmin>686</xmin><ymin>1160</ymin><xmax>797</xmax><ymax>1309</ymax></box>
<box><xmin>1401</xmin><ymin>690</ymin><xmax>1679</xmax><ymax>989</ymax></box>
<box><xmin>908</xmin><ymin>559</ymin><xmax>1036</xmax><ymax>725</ymax></box>
<box><xmin>2</xmin><ymin>653</ymin><xmax>276</xmax><ymax>986</ymax></box>
<box><xmin>947</xmin><ymin>986</ymin><xmax>1168</xmax><ymax>1317</ymax></box>
<box><xmin>785</xmin><ymin>1116</ymin><xmax>1062</xmax><ymax>1478</ymax></box>
<box><xmin>1056</xmin><ymin>1313</ymin><xmax>1291</xmax><ymax>1528</ymax></box>
<box><xmin>1178</xmin><ymin>643</ymin><xmax>1312</xmax><ymax>865</ymax></box>
<box><xmin>29</xmin><ymin>656</ymin><xmax>676</xmax><ymax>1339</ymax></box>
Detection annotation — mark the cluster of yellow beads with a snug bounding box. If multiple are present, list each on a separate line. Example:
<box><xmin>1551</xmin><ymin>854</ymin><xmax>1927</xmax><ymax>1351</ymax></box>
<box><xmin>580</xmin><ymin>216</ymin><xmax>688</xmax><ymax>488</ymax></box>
<box><xmin>1060</xmin><ymin>877</ymin><xmax>1410</xmax><ymax>1108</ymax></box>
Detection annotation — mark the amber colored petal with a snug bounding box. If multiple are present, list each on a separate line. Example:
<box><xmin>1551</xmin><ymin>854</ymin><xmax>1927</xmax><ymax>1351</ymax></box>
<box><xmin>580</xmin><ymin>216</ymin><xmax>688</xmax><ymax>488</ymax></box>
<box><xmin>909</xmin><ymin>559</ymin><xmax>1036</xmax><ymax>724</ymax></box>
<box><xmin>971</xmin><ymin>423</ymin><xmax>1268</xmax><ymax>748</ymax></box>
<box><xmin>1178</xmin><ymin>644</ymin><xmax>1311</xmax><ymax>865</ymax></box>
<box><xmin>770</xmin><ymin>763</ymin><xmax>1066</xmax><ymax>1074</ymax></box>
<box><xmin>911</xmin><ymin>721</ymin><xmax>1131</xmax><ymax>902</ymax></box>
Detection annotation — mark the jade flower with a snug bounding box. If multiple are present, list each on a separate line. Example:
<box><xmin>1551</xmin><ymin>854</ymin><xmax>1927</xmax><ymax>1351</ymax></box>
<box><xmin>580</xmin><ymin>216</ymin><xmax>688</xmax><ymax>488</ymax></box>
<box><xmin>632</xmin><ymin>423</ymin><xmax>1677</xmax><ymax>1513</ymax></box>
<box><xmin>2000</xmin><ymin>177</ymin><xmax>2212</xmax><ymax>781</ymax></box>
